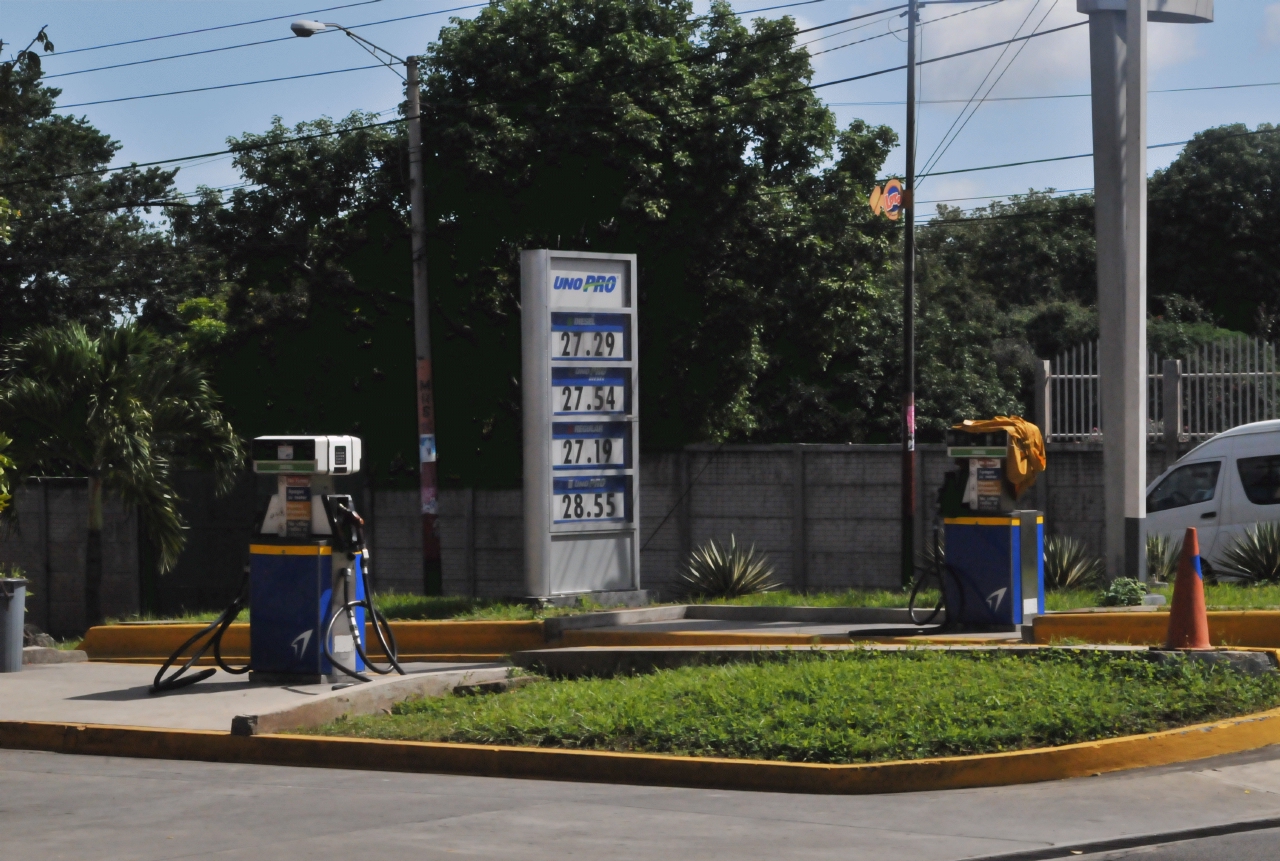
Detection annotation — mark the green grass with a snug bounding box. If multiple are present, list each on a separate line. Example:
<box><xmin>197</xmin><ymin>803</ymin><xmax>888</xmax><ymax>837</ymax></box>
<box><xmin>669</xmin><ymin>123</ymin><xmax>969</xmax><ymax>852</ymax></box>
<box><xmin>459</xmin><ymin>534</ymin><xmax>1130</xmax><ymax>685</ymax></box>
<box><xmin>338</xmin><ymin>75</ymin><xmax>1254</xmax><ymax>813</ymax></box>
<box><xmin>100</xmin><ymin>581</ymin><xmax>1280</xmax><ymax>628</ymax></box>
<box><xmin>304</xmin><ymin>650</ymin><xmax>1280</xmax><ymax>763</ymax></box>
<box><xmin>1045</xmin><ymin>583</ymin><xmax>1280</xmax><ymax>612</ymax></box>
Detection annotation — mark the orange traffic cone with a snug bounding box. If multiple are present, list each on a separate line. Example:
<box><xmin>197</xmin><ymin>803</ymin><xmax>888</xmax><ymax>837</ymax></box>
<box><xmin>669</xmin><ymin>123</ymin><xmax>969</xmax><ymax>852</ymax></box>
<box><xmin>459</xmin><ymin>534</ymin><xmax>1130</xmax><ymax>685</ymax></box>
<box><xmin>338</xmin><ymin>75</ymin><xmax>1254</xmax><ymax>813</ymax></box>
<box><xmin>1164</xmin><ymin>527</ymin><xmax>1212</xmax><ymax>650</ymax></box>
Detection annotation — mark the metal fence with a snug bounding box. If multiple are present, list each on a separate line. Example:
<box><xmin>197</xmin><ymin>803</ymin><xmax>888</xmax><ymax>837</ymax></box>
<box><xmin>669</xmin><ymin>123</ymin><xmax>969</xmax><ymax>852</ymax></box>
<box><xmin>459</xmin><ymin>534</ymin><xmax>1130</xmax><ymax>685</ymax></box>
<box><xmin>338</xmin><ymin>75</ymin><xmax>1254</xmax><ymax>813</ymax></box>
<box><xmin>1047</xmin><ymin>336</ymin><xmax>1280</xmax><ymax>443</ymax></box>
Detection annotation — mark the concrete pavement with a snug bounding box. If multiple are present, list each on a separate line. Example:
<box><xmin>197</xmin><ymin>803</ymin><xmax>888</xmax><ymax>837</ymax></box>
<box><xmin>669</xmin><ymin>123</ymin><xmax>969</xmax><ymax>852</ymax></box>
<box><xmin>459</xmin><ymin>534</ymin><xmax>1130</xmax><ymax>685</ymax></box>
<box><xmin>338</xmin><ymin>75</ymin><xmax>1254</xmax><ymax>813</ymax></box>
<box><xmin>0</xmin><ymin>661</ymin><xmax>504</xmax><ymax>730</ymax></box>
<box><xmin>6</xmin><ymin>745</ymin><xmax>1280</xmax><ymax>860</ymax></box>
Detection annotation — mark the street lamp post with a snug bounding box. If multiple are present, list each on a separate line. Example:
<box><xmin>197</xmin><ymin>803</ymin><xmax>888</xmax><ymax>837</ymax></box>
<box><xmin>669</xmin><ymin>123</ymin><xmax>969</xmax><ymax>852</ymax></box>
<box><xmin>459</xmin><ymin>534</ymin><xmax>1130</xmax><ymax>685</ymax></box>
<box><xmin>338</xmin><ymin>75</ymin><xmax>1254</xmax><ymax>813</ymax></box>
<box><xmin>292</xmin><ymin>20</ymin><xmax>443</xmax><ymax>595</ymax></box>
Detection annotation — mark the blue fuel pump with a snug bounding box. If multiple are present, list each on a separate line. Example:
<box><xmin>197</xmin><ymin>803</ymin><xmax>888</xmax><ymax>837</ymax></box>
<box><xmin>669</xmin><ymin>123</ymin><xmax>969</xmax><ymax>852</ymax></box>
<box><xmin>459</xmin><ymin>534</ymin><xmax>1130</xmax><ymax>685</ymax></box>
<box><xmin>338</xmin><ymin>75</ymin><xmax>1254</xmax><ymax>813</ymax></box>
<box><xmin>151</xmin><ymin>436</ymin><xmax>402</xmax><ymax>693</ymax></box>
<box><xmin>937</xmin><ymin>429</ymin><xmax>1046</xmax><ymax>631</ymax></box>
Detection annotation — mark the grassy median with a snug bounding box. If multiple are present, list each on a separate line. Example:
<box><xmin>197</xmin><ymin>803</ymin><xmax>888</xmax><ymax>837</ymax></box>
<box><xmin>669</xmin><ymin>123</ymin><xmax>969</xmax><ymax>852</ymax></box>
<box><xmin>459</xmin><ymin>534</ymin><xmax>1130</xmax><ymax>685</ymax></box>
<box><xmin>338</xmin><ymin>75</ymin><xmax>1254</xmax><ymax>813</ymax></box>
<box><xmin>304</xmin><ymin>650</ymin><xmax>1280</xmax><ymax>763</ymax></box>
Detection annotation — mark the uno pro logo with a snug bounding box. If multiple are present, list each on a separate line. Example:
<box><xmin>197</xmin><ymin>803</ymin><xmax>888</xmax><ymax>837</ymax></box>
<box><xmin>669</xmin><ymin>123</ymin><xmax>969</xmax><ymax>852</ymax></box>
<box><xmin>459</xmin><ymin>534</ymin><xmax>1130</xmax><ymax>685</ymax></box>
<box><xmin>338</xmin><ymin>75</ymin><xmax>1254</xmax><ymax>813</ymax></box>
<box><xmin>553</xmin><ymin>274</ymin><xmax>618</xmax><ymax>293</ymax></box>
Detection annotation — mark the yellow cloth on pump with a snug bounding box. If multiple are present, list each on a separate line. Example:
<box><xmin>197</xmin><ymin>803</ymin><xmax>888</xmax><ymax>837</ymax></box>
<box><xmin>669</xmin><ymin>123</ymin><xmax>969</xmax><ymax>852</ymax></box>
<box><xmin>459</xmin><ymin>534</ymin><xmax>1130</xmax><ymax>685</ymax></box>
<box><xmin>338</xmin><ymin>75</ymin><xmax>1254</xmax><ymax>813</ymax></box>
<box><xmin>953</xmin><ymin>416</ymin><xmax>1046</xmax><ymax>498</ymax></box>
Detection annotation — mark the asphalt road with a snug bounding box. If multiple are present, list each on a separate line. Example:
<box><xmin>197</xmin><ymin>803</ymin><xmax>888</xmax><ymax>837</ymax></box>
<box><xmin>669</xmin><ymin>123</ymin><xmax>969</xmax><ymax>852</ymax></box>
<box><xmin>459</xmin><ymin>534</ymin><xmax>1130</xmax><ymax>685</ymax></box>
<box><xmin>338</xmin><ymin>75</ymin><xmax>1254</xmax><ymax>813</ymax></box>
<box><xmin>7</xmin><ymin>746</ymin><xmax>1280</xmax><ymax>860</ymax></box>
<box><xmin>1090</xmin><ymin>827</ymin><xmax>1280</xmax><ymax>860</ymax></box>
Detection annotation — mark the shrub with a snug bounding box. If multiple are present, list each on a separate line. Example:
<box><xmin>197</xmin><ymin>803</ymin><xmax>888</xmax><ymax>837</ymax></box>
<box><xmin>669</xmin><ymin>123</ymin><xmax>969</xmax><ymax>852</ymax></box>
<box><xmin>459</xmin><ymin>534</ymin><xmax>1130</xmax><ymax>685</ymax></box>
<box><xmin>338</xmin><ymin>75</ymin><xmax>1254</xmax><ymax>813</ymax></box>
<box><xmin>1216</xmin><ymin>522</ymin><xmax>1280</xmax><ymax>584</ymax></box>
<box><xmin>680</xmin><ymin>535</ymin><xmax>778</xmax><ymax>599</ymax></box>
<box><xmin>1147</xmin><ymin>532</ymin><xmax>1181</xmax><ymax>584</ymax></box>
<box><xmin>1043</xmin><ymin>535</ymin><xmax>1105</xmax><ymax>591</ymax></box>
<box><xmin>1102</xmin><ymin>577</ymin><xmax>1148</xmax><ymax>606</ymax></box>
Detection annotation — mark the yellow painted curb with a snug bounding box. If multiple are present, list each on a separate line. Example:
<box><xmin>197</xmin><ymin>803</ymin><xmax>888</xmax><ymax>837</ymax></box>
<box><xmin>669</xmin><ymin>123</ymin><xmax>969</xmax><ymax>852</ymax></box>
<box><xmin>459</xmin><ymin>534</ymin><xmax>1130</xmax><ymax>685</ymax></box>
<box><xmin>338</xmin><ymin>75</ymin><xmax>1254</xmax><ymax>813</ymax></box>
<box><xmin>1033</xmin><ymin>611</ymin><xmax>1280</xmax><ymax>647</ymax></box>
<box><xmin>5</xmin><ymin>706</ymin><xmax>1280</xmax><ymax>794</ymax></box>
<box><xmin>78</xmin><ymin>621</ymin><xmax>544</xmax><ymax>664</ymax></box>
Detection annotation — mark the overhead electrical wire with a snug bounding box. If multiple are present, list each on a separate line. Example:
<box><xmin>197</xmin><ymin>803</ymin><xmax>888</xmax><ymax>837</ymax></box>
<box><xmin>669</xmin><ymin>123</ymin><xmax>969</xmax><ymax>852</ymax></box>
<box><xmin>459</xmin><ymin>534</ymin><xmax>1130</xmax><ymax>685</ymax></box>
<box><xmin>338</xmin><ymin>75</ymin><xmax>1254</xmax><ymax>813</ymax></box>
<box><xmin>46</xmin><ymin>0</ymin><xmax>390</xmax><ymax>56</ymax></box>
<box><xmin>829</xmin><ymin>79</ymin><xmax>1280</xmax><ymax>106</ymax></box>
<box><xmin>58</xmin><ymin>64</ymin><xmax>388</xmax><ymax>109</ymax></box>
<box><xmin>52</xmin><ymin>4</ymin><xmax>911</xmax><ymax>113</ymax></box>
<box><xmin>918</xmin><ymin>0</ymin><xmax>1057</xmax><ymax>181</ymax></box>
<box><xmin>809</xmin><ymin>0</ymin><xmax>999</xmax><ymax>57</ymax></box>
<box><xmin>42</xmin><ymin>0</ymin><xmax>856</xmax><ymax>76</ymax></box>
<box><xmin>44</xmin><ymin>3</ymin><xmax>489</xmax><ymax>80</ymax></box>
<box><xmin>4</xmin><ymin>20</ymin><xmax>1111</xmax><ymax>192</ymax></box>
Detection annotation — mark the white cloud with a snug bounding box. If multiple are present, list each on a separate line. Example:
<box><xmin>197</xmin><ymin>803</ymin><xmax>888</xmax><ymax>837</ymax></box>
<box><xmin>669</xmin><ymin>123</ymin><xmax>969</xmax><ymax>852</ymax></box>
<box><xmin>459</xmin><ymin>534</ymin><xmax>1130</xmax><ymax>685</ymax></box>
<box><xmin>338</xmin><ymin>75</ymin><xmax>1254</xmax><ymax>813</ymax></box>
<box><xmin>892</xmin><ymin>0</ymin><xmax>1201</xmax><ymax>101</ymax></box>
<box><xmin>1264</xmin><ymin>4</ymin><xmax>1280</xmax><ymax>46</ymax></box>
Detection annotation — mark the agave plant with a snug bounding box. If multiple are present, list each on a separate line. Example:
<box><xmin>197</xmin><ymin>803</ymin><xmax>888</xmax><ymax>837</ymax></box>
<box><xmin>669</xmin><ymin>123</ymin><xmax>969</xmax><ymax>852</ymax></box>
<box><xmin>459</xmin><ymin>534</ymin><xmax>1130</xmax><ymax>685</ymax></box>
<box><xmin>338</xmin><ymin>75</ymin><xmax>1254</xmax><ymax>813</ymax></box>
<box><xmin>1216</xmin><ymin>522</ymin><xmax>1280</xmax><ymax>584</ymax></box>
<box><xmin>679</xmin><ymin>535</ymin><xmax>779</xmax><ymax>599</ymax></box>
<box><xmin>1043</xmin><ymin>535</ymin><xmax>1106</xmax><ymax>591</ymax></box>
<box><xmin>1146</xmin><ymin>532</ymin><xmax>1181</xmax><ymax>584</ymax></box>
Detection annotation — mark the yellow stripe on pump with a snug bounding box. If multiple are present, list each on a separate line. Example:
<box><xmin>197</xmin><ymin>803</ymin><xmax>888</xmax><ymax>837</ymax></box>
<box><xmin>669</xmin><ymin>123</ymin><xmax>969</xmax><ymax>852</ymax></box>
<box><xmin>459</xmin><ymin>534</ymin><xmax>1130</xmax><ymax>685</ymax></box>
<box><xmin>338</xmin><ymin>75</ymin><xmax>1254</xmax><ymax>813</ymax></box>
<box><xmin>249</xmin><ymin>544</ymin><xmax>332</xmax><ymax>556</ymax></box>
<box><xmin>942</xmin><ymin>517</ymin><xmax>1019</xmax><ymax>526</ymax></box>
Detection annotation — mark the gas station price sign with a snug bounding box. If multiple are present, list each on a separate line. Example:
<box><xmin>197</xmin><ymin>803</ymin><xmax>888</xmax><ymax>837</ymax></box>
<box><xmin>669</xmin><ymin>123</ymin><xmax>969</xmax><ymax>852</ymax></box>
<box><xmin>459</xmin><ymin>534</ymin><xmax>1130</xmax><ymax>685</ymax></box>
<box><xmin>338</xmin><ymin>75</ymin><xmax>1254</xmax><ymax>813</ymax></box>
<box><xmin>552</xmin><ymin>475</ymin><xmax>631</xmax><ymax>524</ymax></box>
<box><xmin>551</xmin><ymin>313</ymin><xmax>629</xmax><ymax>361</ymax></box>
<box><xmin>551</xmin><ymin>367</ymin><xmax>628</xmax><ymax>416</ymax></box>
<box><xmin>553</xmin><ymin>422</ymin><xmax>630</xmax><ymax>470</ymax></box>
<box><xmin>522</xmin><ymin>250</ymin><xmax>640</xmax><ymax>597</ymax></box>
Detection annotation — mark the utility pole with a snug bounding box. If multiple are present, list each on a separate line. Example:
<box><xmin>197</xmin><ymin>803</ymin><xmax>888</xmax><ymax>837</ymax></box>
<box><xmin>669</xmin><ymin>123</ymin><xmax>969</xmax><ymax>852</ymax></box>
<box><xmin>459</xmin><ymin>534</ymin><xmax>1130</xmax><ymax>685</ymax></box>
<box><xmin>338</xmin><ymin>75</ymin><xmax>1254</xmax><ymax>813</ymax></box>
<box><xmin>1080</xmin><ymin>0</ymin><xmax>1210</xmax><ymax>581</ymax></box>
<box><xmin>291</xmin><ymin>21</ymin><xmax>444</xmax><ymax>594</ymax></box>
<box><xmin>901</xmin><ymin>0</ymin><xmax>919</xmax><ymax>587</ymax></box>
<box><xmin>405</xmin><ymin>57</ymin><xmax>443</xmax><ymax>595</ymax></box>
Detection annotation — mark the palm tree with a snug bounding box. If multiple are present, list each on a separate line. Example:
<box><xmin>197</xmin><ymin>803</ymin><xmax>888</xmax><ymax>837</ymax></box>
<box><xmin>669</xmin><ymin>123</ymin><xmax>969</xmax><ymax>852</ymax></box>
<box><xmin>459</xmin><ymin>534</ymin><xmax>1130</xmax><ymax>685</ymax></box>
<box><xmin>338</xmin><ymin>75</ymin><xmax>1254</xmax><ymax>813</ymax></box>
<box><xmin>0</xmin><ymin>323</ymin><xmax>244</xmax><ymax>625</ymax></box>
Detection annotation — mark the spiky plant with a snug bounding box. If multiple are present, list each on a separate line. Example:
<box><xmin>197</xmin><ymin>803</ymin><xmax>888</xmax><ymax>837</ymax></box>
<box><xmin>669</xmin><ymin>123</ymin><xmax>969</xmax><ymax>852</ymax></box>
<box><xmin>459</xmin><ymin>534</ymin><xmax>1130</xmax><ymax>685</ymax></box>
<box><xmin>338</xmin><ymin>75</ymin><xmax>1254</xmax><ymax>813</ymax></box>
<box><xmin>1217</xmin><ymin>522</ymin><xmax>1280</xmax><ymax>584</ymax></box>
<box><xmin>1043</xmin><ymin>535</ymin><xmax>1106</xmax><ymax>591</ymax></box>
<box><xmin>1146</xmin><ymin>532</ymin><xmax>1181</xmax><ymax>584</ymax></box>
<box><xmin>679</xmin><ymin>535</ymin><xmax>778</xmax><ymax>599</ymax></box>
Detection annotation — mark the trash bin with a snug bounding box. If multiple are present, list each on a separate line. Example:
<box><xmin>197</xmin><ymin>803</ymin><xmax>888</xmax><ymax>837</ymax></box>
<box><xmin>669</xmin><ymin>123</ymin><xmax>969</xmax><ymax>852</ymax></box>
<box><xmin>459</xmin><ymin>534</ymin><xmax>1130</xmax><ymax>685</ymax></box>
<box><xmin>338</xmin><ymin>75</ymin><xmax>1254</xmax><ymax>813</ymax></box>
<box><xmin>0</xmin><ymin>577</ymin><xmax>28</xmax><ymax>672</ymax></box>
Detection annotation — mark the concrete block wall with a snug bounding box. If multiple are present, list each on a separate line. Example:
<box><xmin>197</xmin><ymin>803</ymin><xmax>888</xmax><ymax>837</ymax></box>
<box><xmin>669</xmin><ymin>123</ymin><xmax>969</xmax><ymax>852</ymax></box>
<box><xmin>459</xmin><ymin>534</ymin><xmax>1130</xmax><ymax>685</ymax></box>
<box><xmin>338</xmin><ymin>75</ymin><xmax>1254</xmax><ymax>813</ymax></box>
<box><xmin>0</xmin><ymin>479</ymin><xmax>138</xmax><ymax>638</ymax></box>
<box><xmin>0</xmin><ymin>444</ymin><xmax>1154</xmax><ymax>622</ymax></box>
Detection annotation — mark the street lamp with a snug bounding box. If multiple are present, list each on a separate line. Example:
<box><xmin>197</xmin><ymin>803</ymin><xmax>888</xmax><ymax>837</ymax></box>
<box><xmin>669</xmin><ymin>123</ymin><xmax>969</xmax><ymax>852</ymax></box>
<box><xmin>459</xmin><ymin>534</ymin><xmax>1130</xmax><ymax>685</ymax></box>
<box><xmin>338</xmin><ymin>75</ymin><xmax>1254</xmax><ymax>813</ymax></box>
<box><xmin>291</xmin><ymin>20</ymin><xmax>443</xmax><ymax>596</ymax></box>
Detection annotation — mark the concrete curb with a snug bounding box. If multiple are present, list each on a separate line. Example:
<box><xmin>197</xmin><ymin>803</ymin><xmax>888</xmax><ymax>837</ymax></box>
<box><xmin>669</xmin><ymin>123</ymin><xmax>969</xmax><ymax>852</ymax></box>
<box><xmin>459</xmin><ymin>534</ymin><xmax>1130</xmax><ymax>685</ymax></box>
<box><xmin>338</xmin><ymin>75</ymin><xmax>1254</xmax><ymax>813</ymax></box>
<box><xmin>1033</xmin><ymin>610</ymin><xmax>1280</xmax><ymax>647</ymax></box>
<box><xmin>5</xmin><ymin>705</ymin><xmax>1280</xmax><ymax>794</ymax></box>
<box><xmin>685</xmin><ymin>606</ymin><xmax>916</xmax><ymax>624</ymax></box>
<box><xmin>229</xmin><ymin>666</ymin><xmax>513</xmax><ymax>736</ymax></box>
<box><xmin>22</xmin><ymin>647</ymin><xmax>87</xmax><ymax>664</ymax></box>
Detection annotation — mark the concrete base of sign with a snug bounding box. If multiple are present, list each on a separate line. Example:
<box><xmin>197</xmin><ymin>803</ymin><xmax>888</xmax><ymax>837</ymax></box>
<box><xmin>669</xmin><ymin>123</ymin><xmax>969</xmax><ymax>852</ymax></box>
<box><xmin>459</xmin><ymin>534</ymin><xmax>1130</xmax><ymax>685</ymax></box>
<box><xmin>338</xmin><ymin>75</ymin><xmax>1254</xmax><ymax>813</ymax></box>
<box><xmin>539</xmin><ymin>589</ymin><xmax>651</xmax><ymax>609</ymax></box>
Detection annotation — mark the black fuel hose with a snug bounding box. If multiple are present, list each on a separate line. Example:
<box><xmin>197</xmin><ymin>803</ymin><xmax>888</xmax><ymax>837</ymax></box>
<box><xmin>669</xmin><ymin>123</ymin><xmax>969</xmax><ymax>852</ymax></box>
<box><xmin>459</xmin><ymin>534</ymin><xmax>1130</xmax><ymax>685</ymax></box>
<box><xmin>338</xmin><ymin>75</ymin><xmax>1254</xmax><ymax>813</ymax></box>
<box><xmin>321</xmin><ymin>554</ymin><xmax>404</xmax><ymax>683</ymax></box>
<box><xmin>150</xmin><ymin>574</ymin><xmax>250</xmax><ymax>694</ymax></box>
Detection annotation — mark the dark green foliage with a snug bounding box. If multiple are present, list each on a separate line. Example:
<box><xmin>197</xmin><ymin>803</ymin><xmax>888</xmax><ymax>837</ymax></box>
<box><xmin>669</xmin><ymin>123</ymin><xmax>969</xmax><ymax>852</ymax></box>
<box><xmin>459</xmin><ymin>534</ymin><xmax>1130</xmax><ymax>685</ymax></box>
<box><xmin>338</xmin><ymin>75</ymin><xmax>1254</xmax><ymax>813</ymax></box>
<box><xmin>418</xmin><ymin>0</ymin><xmax>898</xmax><ymax>449</ymax></box>
<box><xmin>1148</xmin><ymin>124</ymin><xmax>1280</xmax><ymax>334</ymax></box>
<box><xmin>0</xmin><ymin>323</ymin><xmax>243</xmax><ymax>620</ymax></box>
<box><xmin>1217</xmin><ymin>522</ymin><xmax>1280</xmax><ymax>584</ymax></box>
<box><xmin>310</xmin><ymin>649</ymin><xmax>1280</xmax><ymax>763</ymax></box>
<box><xmin>1147</xmin><ymin>532</ymin><xmax>1181</xmax><ymax>584</ymax></box>
<box><xmin>1102</xmin><ymin>577</ymin><xmax>1148</xmax><ymax>607</ymax></box>
<box><xmin>1043</xmin><ymin>535</ymin><xmax>1105</xmax><ymax>591</ymax></box>
<box><xmin>679</xmin><ymin>535</ymin><xmax>778</xmax><ymax>598</ymax></box>
<box><xmin>0</xmin><ymin>30</ymin><xmax>203</xmax><ymax>341</ymax></box>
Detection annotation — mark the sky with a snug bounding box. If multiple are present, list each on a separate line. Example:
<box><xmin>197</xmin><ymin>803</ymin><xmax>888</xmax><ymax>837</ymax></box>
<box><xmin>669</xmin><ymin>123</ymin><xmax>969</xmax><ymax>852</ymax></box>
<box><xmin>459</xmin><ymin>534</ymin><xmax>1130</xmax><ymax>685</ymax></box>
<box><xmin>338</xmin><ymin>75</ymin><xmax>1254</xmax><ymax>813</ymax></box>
<box><xmin>4</xmin><ymin>0</ymin><xmax>1279</xmax><ymax>220</ymax></box>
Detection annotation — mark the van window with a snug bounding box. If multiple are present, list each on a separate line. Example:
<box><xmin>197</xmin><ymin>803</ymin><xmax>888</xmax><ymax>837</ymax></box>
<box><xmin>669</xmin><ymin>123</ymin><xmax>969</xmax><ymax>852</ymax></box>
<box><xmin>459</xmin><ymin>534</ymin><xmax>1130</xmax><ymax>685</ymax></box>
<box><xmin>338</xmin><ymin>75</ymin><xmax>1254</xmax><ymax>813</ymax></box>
<box><xmin>1148</xmin><ymin>461</ymin><xmax>1221</xmax><ymax>512</ymax></box>
<box><xmin>1237</xmin><ymin>455</ymin><xmax>1280</xmax><ymax>505</ymax></box>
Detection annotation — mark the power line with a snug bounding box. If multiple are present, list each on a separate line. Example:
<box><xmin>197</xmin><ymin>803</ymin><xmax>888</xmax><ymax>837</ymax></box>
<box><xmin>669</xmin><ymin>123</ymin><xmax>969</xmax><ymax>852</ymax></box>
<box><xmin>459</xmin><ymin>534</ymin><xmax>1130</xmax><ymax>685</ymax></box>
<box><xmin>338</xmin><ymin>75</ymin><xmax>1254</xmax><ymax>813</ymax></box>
<box><xmin>830</xmin><ymin>79</ymin><xmax>1280</xmax><ymax>107</ymax></box>
<box><xmin>44</xmin><ymin>3</ymin><xmax>491</xmax><ymax>80</ymax></box>
<box><xmin>59</xmin><ymin>64</ymin><xmax>387</xmax><ymax>110</ymax></box>
<box><xmin>45</xmin><ymin>0</ymin><xmax>389</xmax><ymax>57</ymax></box>
<box><xmin>918</xmin><ymin>0</ymin><xmax>1055</xmax><ymax>181</ymax></box>
<box><xmin>53</xmin><ymin>5</ymin><xmax>909</xmax><ymax>118</ymax></box>
<box><xmin>9</xmin><ymin>19</ymin><xmax>1233</xmax><ymax>193</ymax></box>
<box><xmin>808</xmin><ymin>0</ymin><xmax>1000</xmax><ymax>57</ymax></box>
<box><xmin>0</xmin><ymin>116</ymin><xmax>407</xmax><ymax>191</ymax></box>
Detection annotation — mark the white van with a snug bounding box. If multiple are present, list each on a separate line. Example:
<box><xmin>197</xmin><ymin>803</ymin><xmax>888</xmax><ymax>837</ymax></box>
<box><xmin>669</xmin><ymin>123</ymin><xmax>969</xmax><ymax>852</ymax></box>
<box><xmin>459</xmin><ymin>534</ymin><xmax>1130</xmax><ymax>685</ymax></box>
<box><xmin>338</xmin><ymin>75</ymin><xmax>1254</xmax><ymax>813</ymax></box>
<box><xmin>1146</xmin><ymin>419</ymin><xmax>1280</xmax><ymax>565</ymax></box>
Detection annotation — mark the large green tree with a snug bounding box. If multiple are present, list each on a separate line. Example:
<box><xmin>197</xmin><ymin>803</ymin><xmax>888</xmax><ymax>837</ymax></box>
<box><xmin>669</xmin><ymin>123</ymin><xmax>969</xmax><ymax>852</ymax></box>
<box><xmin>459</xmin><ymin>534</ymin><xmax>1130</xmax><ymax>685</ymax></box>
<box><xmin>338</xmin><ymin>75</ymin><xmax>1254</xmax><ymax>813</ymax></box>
<box><xmin>1148</xmin><ymin>123</ymin><xmax>1280</xmax><ymax>335</ymax></box>
<box><xmin>0</xmin><ymin>28</ymin><xmax>205</xmax><ymax>340</ymax></box>
<box><xmin>0</xmin><ymin>324</ymin><xmax>243</xmax><ymax>625</ymax></box>
<box><xmin>417</xmin><ymin>0</ymin><xmax>897</xmax><ymax>446</ymax></box>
